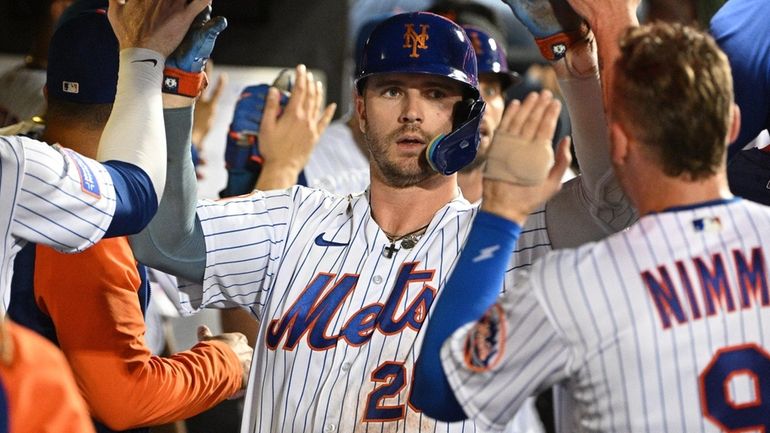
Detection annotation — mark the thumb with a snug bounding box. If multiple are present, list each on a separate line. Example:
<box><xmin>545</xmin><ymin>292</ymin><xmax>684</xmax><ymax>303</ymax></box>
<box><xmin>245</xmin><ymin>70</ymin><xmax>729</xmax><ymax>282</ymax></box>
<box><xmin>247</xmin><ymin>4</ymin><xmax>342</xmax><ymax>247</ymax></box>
<box><xmin>198</xmin><ymin>325</ymin><xmax>214</xmax><ymax>341</ymax></box>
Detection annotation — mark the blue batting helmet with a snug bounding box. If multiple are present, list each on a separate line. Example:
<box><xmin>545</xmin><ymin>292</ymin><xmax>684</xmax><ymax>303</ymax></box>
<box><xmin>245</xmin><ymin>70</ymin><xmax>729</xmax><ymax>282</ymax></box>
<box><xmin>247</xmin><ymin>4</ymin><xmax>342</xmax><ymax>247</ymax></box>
<box><xmin>463</xmin><ymin>25</ymin><xmax>519</xmax><ymax>90</ymax></box>
<box><xmin>355</xmin><ymin>12</ymin><xmax>486</xmax><ymax>175</ymax></box>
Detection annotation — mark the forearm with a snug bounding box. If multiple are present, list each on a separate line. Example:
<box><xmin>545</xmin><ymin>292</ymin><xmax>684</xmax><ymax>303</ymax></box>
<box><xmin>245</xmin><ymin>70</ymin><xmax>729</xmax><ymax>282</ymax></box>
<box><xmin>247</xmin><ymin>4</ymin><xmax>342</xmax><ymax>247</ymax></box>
<box><xmin>71</xmin><ymin>341</ymin><xmax>241</xmax><ymax>430</ymax></box>
<box><xmin>588</xmin><ymin>9</ymin><xmax>639</xmax><ymax>106</ymax></box>
<box><xmin>411</xmin><ymin>211</ymin><xmax>521</xmax><ymax>420</ymax></box>
<box><xmin>130</xmin><ymin>105</ymin><xmax>206</xmax><ymax>283</ymax></box>
<box><xmin>98</xmin><ymin>48</ymin><xmax>166</xmax><ymax>202</ymax></box>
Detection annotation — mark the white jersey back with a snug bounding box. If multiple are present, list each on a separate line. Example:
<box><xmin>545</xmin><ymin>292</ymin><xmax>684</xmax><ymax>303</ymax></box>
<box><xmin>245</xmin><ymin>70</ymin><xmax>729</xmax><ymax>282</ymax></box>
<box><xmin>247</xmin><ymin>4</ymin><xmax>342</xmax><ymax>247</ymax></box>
<box><xmin>303</xmin><ymin>119</ymin><xmax>370</xmax><ymax>195</ymax></box>
<box><xmin>0</xmin><ymin>135</ymin><xmax>117</xmax><ymax>310</ymax></box>
<box><xmin>444</xmin><ymin>198</ymin><xmax>770</xmax><ymax>433</ymax></box>
<box><xmin>179</xmin><ymin>186</ymin><xmax>544</xmax><ymax>433</ymax></box>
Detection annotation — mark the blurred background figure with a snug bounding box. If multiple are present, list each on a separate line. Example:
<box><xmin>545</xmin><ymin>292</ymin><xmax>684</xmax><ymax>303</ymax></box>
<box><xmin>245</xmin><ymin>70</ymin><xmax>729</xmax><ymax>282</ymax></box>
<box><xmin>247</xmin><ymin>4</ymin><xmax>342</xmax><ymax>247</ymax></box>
<box><xmin>0</xmin><ymin>0</ymin><xmax>72</xmax><ymax>126</ymax></box>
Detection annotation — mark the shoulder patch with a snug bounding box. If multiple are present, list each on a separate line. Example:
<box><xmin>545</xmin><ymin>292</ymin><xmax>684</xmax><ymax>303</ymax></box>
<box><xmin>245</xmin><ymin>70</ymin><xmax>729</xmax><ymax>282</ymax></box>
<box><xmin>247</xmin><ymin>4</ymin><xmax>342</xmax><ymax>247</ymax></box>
<box><xmin>464</xmin><ymin>304</ymin><xmax>506</xmax><ymax>372</ymax></box>
<box><xmin>63</xmin><ymin>149</ymin><xmax>101</xmax><ymax>199</ymax></box>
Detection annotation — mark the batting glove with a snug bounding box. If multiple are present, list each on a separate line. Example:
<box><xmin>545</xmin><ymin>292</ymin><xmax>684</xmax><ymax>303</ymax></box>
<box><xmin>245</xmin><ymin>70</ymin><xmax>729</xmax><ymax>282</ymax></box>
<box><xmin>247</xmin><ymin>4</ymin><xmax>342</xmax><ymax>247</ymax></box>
<box><xmin>501</xmin><ymin>0</ymin><xmax>588</xmax><ymax>61</ymax></box>
<box><xmin>220</xmin><ymin>84</ymin><xmax>290</xmax><ymax>197</ymax></box>
<box><xmin>163</xmin><ymin>6</ymin><xmax>228</xmax><ymax>97</ymax></box>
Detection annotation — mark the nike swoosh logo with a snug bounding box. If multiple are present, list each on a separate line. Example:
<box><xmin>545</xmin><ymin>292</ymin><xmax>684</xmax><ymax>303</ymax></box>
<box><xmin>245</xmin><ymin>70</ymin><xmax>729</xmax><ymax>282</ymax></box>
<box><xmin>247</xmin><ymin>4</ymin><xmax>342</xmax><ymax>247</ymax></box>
<box><xmin>314</xmin><ymin>233</ymin><xmax>348</xmax><ymax>247</ymax></box>
<box><xmin>132</xmin><ymin>58</ymin><xmax>158</xmax><ymax>67</ymax></box>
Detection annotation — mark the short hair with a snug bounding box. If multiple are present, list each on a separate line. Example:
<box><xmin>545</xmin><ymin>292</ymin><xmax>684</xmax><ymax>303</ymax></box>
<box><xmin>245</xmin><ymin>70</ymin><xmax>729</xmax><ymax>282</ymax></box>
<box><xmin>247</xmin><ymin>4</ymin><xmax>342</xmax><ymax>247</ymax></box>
<box><xmin>612</xmin><ymin>22</ymin><xmax>733</xmax><ymax>180</ymax></box>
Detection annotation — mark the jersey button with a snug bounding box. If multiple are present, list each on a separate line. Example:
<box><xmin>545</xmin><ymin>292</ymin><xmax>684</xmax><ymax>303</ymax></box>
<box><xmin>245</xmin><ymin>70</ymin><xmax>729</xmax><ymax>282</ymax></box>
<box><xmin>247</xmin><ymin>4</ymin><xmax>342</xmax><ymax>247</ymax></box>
<box><xmin>341</xmin><ymin>362</ymin><xmax>351</xmax><ymax>372</ymax></box>
<box><xmin>324</xmin><ymin>424</ymin><xmax>336</xmax><ymax>432</ymax></box>
<box><xmin>373</xmin><ymin>275</ymin><xmax>383</xmax><ymax>284</ymax></box>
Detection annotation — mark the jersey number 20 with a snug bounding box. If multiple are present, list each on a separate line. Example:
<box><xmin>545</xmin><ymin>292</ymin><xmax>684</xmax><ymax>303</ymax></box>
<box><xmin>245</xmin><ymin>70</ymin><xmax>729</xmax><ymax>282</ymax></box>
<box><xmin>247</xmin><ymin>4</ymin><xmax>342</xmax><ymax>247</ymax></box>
<box><xmin>699</xmin><ymin>343</ymin><xmax>770</xmax><ymax>432</ymax></box>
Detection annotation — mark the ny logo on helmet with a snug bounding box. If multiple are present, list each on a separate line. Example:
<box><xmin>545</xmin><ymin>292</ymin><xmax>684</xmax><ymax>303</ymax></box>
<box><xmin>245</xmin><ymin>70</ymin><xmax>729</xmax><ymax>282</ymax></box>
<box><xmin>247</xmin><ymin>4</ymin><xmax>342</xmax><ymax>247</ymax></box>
<box><xmin>403</xmin><ymin>24</ymin><xmax>430</xmax><ymax>58</ymax></box>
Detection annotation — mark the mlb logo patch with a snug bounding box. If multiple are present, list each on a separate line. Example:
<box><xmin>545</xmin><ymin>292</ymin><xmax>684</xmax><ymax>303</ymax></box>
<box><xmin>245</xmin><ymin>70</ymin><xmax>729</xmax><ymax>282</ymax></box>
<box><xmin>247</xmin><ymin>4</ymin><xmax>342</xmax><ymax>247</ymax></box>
<box><xmin>693</xmin><ymin>216</ymin><xmax>722</xmax><ymax>233</ymax></box>
<box><xmin>464</xmin><ymin>304</ymin><xmax>506</xmax><ymax>372</ymax></box>
<box><xmin>62</xmin><ymin>81</ymin><xmax>80</xmax><ymax>94</ymax></box>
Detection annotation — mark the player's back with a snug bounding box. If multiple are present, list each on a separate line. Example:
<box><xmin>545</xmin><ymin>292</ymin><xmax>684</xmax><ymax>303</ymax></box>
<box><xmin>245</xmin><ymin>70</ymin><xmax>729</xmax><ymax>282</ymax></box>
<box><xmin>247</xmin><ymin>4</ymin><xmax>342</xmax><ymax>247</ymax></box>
<box><xmin>537</xmin><ymin>197</ymin><xmax>770</xmax><ymax>432</ymax></box>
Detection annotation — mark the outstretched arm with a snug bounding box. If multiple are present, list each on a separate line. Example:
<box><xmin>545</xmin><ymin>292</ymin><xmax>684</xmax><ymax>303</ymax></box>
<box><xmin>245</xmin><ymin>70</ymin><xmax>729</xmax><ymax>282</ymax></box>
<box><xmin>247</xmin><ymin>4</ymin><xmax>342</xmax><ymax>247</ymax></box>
<box><xmin>411</xmin><ymin>92</ymin><xmax>571</xmax><ymax>419</ymax></box>
<box><xmin>502</xmin><ymin>0</ymin><xmax>640</xmax><ymax>248</ymax></box>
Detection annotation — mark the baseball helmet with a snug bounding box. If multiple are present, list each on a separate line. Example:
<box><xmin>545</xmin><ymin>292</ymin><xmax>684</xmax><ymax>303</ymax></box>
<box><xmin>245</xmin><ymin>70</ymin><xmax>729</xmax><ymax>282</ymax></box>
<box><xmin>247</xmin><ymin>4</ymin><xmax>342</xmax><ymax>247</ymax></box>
<box><xmin>462</xmin><ymin>25</ymin><xmax>519</xmax><ymax>91</ymax></box>
<box><xmin>355</xmin><ymin>12</ymin><xmax>486</xmax><ymax>175</ymax></box>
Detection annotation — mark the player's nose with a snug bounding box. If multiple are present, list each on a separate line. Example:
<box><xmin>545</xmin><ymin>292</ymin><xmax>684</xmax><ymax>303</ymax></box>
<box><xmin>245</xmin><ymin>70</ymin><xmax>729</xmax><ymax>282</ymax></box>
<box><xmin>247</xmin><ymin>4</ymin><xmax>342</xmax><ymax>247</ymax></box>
<box><xmin>399</xmin><ymin>90</ymin><xmax>424</xmax><ymax>124</ymax></box>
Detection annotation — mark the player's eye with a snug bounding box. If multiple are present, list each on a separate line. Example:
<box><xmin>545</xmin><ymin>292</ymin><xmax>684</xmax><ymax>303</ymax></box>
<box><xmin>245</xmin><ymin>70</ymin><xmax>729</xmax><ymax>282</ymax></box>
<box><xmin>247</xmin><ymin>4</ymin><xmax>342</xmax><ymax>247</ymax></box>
<box><xmin>425</xmin><ymin>88</ymin><xmax>448</xmax><ymax>99</ymax></box>
<box><xmin>382</xmin><ymin>87</ymin><xmax>402</xmax><ymax>98</ymax></box>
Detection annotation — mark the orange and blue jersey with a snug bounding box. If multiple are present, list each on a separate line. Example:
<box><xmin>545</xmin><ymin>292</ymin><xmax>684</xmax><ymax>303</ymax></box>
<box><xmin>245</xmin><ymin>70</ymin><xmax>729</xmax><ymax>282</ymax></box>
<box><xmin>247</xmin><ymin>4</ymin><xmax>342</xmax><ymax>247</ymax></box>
<box><xmin>7</xmin><ymin>237</ymin><xmax>242</xmax><ymax>432</ymax></box>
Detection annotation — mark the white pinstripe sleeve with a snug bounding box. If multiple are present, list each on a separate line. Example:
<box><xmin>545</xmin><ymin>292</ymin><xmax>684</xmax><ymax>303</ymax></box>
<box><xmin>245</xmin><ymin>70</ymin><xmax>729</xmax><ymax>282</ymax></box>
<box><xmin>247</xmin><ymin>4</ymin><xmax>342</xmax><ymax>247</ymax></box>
<box><xmin>176</xmin><ymin>186</ymin><xmax>320</xmax><ymax>319</ymax></box>
<box><xmin>441</xmin><ymin>262</ymin><xmax>572</xmax><ymax>431</ymax></box>
<box><xmin>9</xmin><ymin>135</ymin><xmax>117</xmax><ymax>252</ymax></box>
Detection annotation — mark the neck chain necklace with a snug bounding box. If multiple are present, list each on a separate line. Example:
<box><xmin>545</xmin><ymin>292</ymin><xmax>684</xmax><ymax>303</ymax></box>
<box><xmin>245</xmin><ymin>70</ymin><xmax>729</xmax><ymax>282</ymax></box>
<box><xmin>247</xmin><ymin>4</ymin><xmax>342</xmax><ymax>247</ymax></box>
<box><xmin>381</xmin><ymin>223</ymin><xmax>429</xmax><ymax>258</ymax></box>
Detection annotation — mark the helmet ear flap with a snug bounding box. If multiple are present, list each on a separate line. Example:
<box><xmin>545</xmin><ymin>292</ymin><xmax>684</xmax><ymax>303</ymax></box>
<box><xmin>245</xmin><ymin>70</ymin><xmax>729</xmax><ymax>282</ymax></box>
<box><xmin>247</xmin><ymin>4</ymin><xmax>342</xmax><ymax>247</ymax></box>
<box><xmin>426</xmin><ymin>98</ymin><xmax>486</xmax><ymax>175</ymax></box>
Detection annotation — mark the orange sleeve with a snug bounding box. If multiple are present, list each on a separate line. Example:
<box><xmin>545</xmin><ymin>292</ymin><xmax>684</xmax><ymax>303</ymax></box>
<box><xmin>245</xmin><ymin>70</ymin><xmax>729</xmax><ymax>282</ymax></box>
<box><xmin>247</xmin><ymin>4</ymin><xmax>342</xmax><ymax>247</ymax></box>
<box><xmin>34</xmin><ymin>238</ymin><xmax>242</xmax><ymax>430</ymax></box>
<box><xmin>0</xmin><ymin>319</ymin><xmax>96</xmax><ymax>433</ymax></box>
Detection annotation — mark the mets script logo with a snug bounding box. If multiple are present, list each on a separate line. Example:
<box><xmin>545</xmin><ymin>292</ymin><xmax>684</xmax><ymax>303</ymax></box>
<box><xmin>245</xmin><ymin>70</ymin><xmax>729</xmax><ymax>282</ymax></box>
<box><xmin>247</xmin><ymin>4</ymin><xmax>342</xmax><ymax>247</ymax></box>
<box><xmin>403</xmin><ymin>24</ymin><xmax>430</xmax><ymax>58</ymax></box>
<box><xmin>266</xmin><ymin>262</ymin><xmax>436</xmax><ymax>351</ymax></box>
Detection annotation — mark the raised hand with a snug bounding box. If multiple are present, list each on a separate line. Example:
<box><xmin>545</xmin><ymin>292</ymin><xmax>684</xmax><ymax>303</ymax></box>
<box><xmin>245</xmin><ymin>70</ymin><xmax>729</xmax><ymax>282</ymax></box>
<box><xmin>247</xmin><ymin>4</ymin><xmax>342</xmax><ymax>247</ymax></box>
<box><xmin>107</xmin><ymin>0</ymin><xmax>212</xmax><ymax>57</ymax></box>
<box><xmin>482</xmin><ymin>91</ymin><xmax>572</xmax><ymax>224</ymax></box>
<box><xmin>163</xmin><ymin>6</ymin><xmax>228</xmax><ymax>97</ymax></box>
<box><xmin>256</xmin><ymin>64</ymin><xmax>337</xmax><ymax>189</ymax></box>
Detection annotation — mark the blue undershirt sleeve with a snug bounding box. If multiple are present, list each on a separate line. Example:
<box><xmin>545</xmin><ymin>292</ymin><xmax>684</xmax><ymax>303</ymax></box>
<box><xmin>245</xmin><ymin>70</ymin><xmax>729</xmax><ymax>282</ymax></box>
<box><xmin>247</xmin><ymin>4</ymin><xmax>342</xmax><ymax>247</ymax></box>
<box><xmin>103</xmin><ymin>161</ymin><xmax>158</xmax><ymax>237</ymax></box>
<box><xmin>411</xmin><ymin>210</ymin><xmax>521</xmax><ymax>421</ymax></box>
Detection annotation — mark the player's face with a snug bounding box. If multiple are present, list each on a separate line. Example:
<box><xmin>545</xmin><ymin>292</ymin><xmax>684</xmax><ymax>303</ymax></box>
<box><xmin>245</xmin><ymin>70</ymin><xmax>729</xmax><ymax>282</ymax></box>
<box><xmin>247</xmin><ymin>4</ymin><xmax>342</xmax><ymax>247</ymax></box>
<box><xmin>462</xmin><ymin>74</ymin><xmax>505</xmax><ymax>172</ymax></box>
<box><xmin>357</xmin><ymin>73</ymin><xmax>464</xmax><ymax>188</ymax></box>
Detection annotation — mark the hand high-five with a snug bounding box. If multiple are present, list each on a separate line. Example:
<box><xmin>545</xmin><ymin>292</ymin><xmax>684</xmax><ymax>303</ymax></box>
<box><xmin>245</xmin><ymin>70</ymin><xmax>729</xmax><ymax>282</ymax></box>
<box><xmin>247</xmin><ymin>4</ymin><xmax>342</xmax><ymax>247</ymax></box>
<box><xmin>482</xmin><ymin>91</ymin><xmax>572</xmax><ymax>224</ymax></box>
<box><xmin>108</xmin><ymin>0</ymin><xmax>213</xmax><ymax>56</ymax></box>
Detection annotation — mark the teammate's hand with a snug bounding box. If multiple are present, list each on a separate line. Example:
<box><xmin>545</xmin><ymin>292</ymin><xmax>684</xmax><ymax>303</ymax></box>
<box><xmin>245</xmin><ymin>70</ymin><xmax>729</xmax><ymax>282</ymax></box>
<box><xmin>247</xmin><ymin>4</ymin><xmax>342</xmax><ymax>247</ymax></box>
<box><xmin>258</xmin><ymin>64</ymin><xmax>337</xmax><ymax>179</ymax></box>
<box><xmin>197</xmin><ymin>325</ymin><xmax>252</xmax><ymax>394</ymax></box>
<box><xmin>108</xmin><ymin>0</ymin><xmax>212</xmax><ymax>57</ymax></box>
<box><xmin>482</xmin><ymin>91</ymin><xmax>572</xmax><ymax>225</ymax></box>
<box><xmin>162</xmin><ymin>6</ymin><xmax>227</xmax><ymax>97</ymax></box>
<box><xmin>501</xmin><ymin>0</ymin><xmax>589</xmax><ymax>61</ymax></box>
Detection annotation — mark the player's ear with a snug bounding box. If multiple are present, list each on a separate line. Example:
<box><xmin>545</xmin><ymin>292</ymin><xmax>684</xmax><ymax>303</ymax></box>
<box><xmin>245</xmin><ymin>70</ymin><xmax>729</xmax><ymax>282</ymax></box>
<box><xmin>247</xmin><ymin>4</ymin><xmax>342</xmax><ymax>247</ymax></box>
<box><xmin>43</xmin><ymin>85</ymin><xmax>48</xmax><ymax>102</ymax></box>
<box><xmin>609</xmin><ymin>121</ymin><xmax>629</xmax><ymax>167</ymax></box>
<box><xmin>727</xmin><ymin>103</ymin><xmax>741</xmax><ymax>146</ymax></box>
<box><xmin>355</xmin><ymin>93</ymin><xmax>367</xmax><ymax>133</ymax></box>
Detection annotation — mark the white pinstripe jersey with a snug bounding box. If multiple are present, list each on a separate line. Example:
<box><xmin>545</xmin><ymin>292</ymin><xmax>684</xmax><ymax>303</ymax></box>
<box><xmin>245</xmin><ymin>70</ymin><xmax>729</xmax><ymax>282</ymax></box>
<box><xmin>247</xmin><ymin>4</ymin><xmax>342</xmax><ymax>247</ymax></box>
<box><xmin>303</xmin><ymin>119</ymin><xmax>370</xmax><ymax>195</ymax></box>
<box><xmin>178</xmin><ymin>185</ymin><xmax>550</xmax><ymax>433</ymax></box>
<box><xmin>0</xmin><ymin>135</ymin><xmax>117</xmax><ymax>311</ymax></box>
<box><xmin>443</xmin><ymin>198</ymin><xmax>770</xmax><ymax>433</ymax></box>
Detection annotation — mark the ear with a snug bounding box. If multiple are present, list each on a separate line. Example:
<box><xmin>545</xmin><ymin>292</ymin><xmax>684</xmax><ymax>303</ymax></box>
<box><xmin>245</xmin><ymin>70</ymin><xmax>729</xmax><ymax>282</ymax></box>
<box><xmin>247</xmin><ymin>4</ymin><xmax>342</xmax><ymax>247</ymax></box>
<box><xmin>355</xmin><ymin>93</ymin><xmax>367</xmax><ymax>134</ymax></box>
<box><xmin>609</xmin><ymin>120</ymin><xmax>629</xmax><ymax>167</ymax></box>
<box><xmin>727</xmin><ymin>102</ymin><xmax>741</xmax><ymax>145</ymax></box>
<box><xmin>43</xmin><ymin>84</ymin><xmax>48</xmax><ymax>102</ymax></box>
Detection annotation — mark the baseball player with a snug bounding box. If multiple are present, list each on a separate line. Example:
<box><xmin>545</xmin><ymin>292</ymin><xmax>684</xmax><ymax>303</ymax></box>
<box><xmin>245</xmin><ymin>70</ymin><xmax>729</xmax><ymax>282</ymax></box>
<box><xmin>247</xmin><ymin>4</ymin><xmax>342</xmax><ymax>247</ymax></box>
<box><xmin>131</xmin><ymin>6</ymin><xmax>631</xmax><ymax>431</ymax></box>
<box><xmin>413</xmin><ymin>11</ymin><xmax>770</xmax><ymax>433</ymax></box>
<box><xmin>0</xmin><ymin>0</ymin><xmax>211</xmax><ymax>431</ymax></box>
<box><xmin>0</xmin><ymin>0</ymin><xmax>214</xmax><ymax>309</ymax></box>
<box><xmin>6</xmin><ymin>4</ymin><xmax>254</xmax><ymax>432</ymax></box>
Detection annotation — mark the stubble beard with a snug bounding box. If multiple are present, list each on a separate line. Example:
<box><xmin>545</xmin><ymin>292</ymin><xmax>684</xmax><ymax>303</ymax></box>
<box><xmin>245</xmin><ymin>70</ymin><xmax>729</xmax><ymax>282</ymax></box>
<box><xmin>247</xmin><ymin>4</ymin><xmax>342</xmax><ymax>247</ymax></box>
<box><xmin>365</xmin><ymin>126</ymin><xmax>436</xmax><ymax>188</ymax></box>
